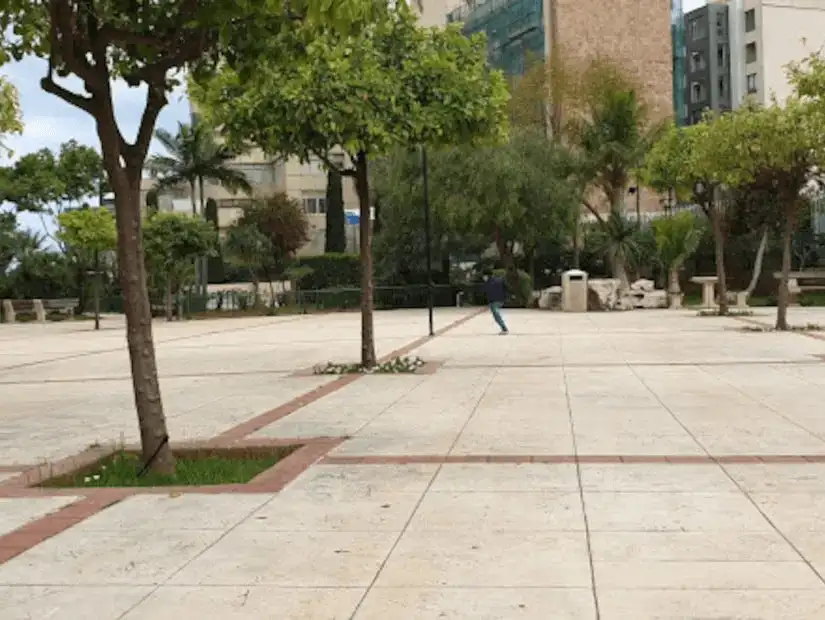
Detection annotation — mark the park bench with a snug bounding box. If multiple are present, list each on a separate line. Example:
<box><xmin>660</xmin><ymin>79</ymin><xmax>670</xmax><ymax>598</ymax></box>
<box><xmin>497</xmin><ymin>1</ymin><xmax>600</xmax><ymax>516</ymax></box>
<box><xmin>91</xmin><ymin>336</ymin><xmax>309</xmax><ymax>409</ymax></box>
<box><xmin>42</xmin><ymin>298</ymin><xmax>78</xmax><ymax>318</ymax></box>
<box><xmin>2</xmin><ymin>298</ymin><xmax>78</xmax><ymax>323</ymax></box>
<box><xmin>773</xmin><ymin>270</ymin><xmax>825</xmax><ymax>304</ymax></box>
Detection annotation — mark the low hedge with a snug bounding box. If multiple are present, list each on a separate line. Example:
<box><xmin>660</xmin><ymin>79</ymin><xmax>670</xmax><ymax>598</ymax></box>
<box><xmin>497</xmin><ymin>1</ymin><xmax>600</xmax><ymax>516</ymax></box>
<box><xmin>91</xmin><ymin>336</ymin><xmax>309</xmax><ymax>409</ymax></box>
<box><xmin>292</xmin><ymin>254</ymin><xmax>360</xmax><ymax>290</ymax></box>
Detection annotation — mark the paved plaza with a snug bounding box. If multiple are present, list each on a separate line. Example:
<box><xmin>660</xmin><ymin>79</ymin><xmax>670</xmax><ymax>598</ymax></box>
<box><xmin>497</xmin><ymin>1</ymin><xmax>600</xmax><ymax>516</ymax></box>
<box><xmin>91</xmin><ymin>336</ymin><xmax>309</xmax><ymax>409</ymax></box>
<box><xmin>3</xmin><ymin>307</ymin><xmax>825</xmax><ymax>618</ymax></box>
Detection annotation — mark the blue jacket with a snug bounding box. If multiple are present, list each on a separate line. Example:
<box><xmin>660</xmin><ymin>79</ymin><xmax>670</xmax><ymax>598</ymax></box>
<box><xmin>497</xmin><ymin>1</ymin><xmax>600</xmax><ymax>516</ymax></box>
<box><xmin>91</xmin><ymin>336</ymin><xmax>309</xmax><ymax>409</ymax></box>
<box><xmin>483</xmin><ymin>276</ymin><xmax>506</xmax><ymax>304</ymax></box>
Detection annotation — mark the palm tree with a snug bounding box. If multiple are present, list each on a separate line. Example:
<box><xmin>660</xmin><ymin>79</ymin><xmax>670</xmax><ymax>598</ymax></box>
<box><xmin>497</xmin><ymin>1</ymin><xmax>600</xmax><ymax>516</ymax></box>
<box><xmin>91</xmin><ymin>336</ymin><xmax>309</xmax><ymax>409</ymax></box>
<box><xmin>568</xmin><ymin>61</ymin><xmax>659</xmax><ymax>287</ymax></box>
<box><xmin>148</xmin><ymin>121</ymin><xmax>253</xmax><ymax>214</ymax></box>
<box><xmin>147</xmin><ymin>121</ymin><xmax>252</xmax><ymax>292</ymax></box>
<box><xmin>652</xmin><ymin>211</ymin><xmax>704</xmax><ymax>306</ymax></box>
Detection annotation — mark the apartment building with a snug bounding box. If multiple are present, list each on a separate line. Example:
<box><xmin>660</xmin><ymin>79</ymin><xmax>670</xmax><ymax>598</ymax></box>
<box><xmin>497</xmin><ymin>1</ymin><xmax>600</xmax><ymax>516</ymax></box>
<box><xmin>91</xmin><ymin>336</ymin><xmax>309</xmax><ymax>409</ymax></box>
<box><xmin>682</xmin><ymin>2</ymin><xmax>733</xmax><ymax>125</ymax></box>
<box><xmin>681</xmin><ymin>0</ymin><xmax>825</xmax><ymax>119</ymax></box>
<box><xmin>141</xmin><ymin>105</ymin><xmax>361</xmax><ymax>256</ymax></box>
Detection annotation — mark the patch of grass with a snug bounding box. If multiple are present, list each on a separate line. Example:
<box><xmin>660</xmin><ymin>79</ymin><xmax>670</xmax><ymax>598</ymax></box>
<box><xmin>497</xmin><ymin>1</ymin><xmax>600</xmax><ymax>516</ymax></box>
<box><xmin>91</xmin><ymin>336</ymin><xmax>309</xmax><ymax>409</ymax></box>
<box><xmin>314</xmin><ymin>356</ymin><xmax>426</xmax><ymax>375</ymax></box>
<box><xmin>696</xmin><ymin>308</ymin><xmax>754</xmax><ymax>317</ymax></box>
<box><xmin>40</xmin><ymin>447</ymin><xmax>299</xmax><ymax>488</ymax></box>
<box><xmin>740</xmin><ymin>323</ymin><xmax>823</xmax><ymax>333</ymax></box>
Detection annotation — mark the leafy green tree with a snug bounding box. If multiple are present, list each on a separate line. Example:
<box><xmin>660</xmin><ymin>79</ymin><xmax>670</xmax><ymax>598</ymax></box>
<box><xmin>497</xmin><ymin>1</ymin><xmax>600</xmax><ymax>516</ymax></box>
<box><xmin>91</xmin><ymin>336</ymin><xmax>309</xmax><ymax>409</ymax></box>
<box><xmin>325</xmin><ymin>168</ymin><xmax>346</xmax><ymax>253</ymax></box>
<box><xmin>0</xmin><ymin>76</ymin><xmax>21</xmax><ymax>154</ymax></box>
<box><xmin>644</xmin><ymin>120</ymin><xmax>732</xmax><ymax>314</ymax></box>
<box><xmin>143</xmin><ymin>212</ymin><xmax>216</xmax><ymax>321</ymax></box>
<box><xmin>191</xmin><ymin>4</ymin><xmax>508</xmax><ymax>367</ymax></box>
<box><xmin>57</xmin><ymin>208</ymin><xmax>117</xmax><ymax>330</ymax></box>
<box><xmin>237</xmin><ymin>194</ymin><xmax>311</xmax><ymax>271</ymax></box>
<box><xmin>371</xmin><ymin>149</ymin><xmax>488</xmax><ymax>285</ymax></box>
<box><xmin>429</xmin><ymin>129</ymin><xmax>579</xmax><ymax>278</ymax></box>
<box><xmin>0</xmin><ymin>0</ymin><xmax>379</xmax><ymax>473</ymax></box>
<box><xmin>703</xmin><ymin>99</ymin><xmax>822</xmax><ymax>329</ymax></box>
<box><xmin>223</xmin><ymin>223</ymin><xmax>275</xmax><ymax>304</ymax></box>
<box><xmin>652</xmin><ymin>211</ymin><xmax>704</xmax><ymax>304</ymax></box>
<box><xmin>0</xmin><ymin>148</ymin><xmax>64</xmax><ymax>212</ymax></box>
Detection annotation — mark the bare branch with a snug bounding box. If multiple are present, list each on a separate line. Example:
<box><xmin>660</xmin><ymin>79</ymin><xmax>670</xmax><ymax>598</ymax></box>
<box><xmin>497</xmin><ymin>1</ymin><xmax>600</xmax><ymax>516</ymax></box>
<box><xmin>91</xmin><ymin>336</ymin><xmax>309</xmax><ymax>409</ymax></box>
<box><xmin>129</xmin><ymin>85</ymin><xmax>168</xmax><ymax>165</ymax></box>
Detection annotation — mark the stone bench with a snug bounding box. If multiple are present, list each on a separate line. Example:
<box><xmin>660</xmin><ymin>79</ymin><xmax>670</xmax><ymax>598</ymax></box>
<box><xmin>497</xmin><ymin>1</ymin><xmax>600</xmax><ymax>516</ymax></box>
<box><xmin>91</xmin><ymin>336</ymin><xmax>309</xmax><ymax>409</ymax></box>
<box><xmin>2</xmin><ymin>298</ymin><xmax>78</xmax><ymax>323</ymax></box>
<box><xmin>773</xmin><ymin>271</ymin><xmax>825</xmax><ymax>304</ymax></box>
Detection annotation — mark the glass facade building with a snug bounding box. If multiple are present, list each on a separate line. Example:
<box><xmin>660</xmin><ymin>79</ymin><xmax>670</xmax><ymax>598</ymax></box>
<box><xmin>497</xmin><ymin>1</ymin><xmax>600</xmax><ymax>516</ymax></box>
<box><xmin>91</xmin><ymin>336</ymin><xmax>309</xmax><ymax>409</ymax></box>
<box><xmin>446</xmin><ymin>0</ymin><xmax>545</xmax><ymax>76</ymax></box>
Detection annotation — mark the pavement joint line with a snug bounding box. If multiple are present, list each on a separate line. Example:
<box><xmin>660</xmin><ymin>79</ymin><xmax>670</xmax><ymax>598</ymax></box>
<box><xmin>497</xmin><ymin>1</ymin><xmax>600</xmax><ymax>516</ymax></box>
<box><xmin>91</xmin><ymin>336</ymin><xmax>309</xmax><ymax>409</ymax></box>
<box><xmin>693</xmin><ymin>363</ymin><xmax>825</xmax><ymax>449</ymax></box>
<box><xmin>714</xmin><ymin>458</ymin><xmax>825</xmax><ymax>588</ymax></box>
<box><xmin>561</xmin><ymin>330</ymin><xmax>601</xmax><ymax>620</ymax></box>
<box><xmin>731</xmin><ymin>313</ymin><xmax>825</xmax><ymax>342</ymax></box>
<box><xmin>346</xmin><ymin>345</ymin><xmax>497</xmax><ymax>620</ymax></box>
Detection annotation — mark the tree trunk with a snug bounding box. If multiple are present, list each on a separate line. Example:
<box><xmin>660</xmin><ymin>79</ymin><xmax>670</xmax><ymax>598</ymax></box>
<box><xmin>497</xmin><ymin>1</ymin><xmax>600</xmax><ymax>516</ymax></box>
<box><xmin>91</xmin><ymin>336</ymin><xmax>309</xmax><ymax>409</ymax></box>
<box><xmin>325</xmin><ymin>168</ymin><xmax>347</xmax><ymax>253</ymax></box>
<box><xmin>93</xmin><ymin>249</ymin><xmax>101</xmax><ymax>331</ymax></box>
<box><xmin>668</xmin><ymin>267</ymin><xmax>681</xmax><ymax>298</ymax></box>
<box><xmin>745</xmin><ymin>227</ymin><xmax>769</xmax><ymax>297</ymax></box>
<box><xmin>776</xmin><ymin>218</ymin><xmax>794</xmax><ymax>331</ymax></box>
<box><xmin>198</xmin><ymin>177</ymin><xmax>208</xmax><ymax>296</ymax></box>
<box><xmin>110</xmin><ymin>170</ymin><xmax>175</xmax><ymax>474</ymax></box>
<box><xmin>608</xmin><ymin>246</ymin><xmax>630</xmax><ymax>290</ymax></box>
<box><xmin>709</xmin><ymin>208</ymin><xmax>729</xmax><ymax>315</ymax></box>
<box><xmin>354</xmin><ymin>152</ymin><xmax>376</xmax><ymax>368</ymax></box>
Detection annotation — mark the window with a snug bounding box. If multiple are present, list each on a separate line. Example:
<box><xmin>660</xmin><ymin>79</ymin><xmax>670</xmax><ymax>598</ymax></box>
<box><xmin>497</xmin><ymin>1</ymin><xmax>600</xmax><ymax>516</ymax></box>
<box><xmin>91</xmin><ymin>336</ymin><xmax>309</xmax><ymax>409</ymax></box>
<box><xmin>716</xmin><ymin>12</ymin><xmax>726</xmax><ymax>37</ymax></box>
<box><xmin>229</xmin><ymin>163</ymin><xmax>275</xmax><ymax>185</ymax></box>
<box><xmin>717</xmin><ymin>44</ymin><xmax>728</xmax><ymax>68</ymax></box>
<box><xmin>300</xmin><ymin>158</ymin><xmax>324</xmax><ymax>174</ymax></box>
<box><xmin>690</xmin><ymin>110</ymin><xmax>704</xmax><ymax>125</ymax></box>
<box><xmin>303</xmin><ymin>197</ymin><xmax>327</xmax><ymax>215</ymax></box>
<box><xmin>690</xmin><ymin>51</ymin><xmax>706</xmax><ymax>72</ymax></box>
<box><xmin>691</xmin><ymin>82</ymin><xmax>706</xmax><ymax>104</ymax></box>
<box><xmin>745</xmin><ymin>9</ymin><xmax>756</xmax><ymax>32</ymax></box>
<box><xmin>718</xmin><ymin>75</ymin><xmax>728</xmax><ymax>99</ymax></box>
<box><xmin>746</xmin><ymin>73</ymin><xmax>758</xmax><ymax>94</ymax></box>
<box><xmin>689</xmin><ymin>19</ymin><xmax>707</xmax><ymax>41</ymax></box>
<box><xmin>745</xmin><ymin>42</ymin><xmax>757</xmax><ymax>64</ymax></box>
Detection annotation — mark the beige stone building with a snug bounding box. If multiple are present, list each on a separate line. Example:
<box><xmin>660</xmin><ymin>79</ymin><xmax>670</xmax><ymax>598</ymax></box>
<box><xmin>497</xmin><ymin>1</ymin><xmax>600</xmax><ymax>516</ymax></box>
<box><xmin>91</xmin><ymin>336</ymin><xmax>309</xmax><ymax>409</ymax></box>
<box><xmin>728</xmin><ymin>0</ymin><xmax>825</xmax><ymax>107</ymax></box>
<box><xmin>142</xmin><ymin>107</ymin><xmax>360</xmax><ymax>256</ymax></box>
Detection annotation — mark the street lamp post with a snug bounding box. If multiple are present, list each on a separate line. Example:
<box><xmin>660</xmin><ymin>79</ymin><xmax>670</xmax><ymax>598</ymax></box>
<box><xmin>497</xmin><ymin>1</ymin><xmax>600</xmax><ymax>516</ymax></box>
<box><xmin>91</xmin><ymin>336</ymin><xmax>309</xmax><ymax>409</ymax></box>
<box><xmin>421</xmin><ymin>146</ymin><xmax>434</xmax><ymax>337</ymax></box>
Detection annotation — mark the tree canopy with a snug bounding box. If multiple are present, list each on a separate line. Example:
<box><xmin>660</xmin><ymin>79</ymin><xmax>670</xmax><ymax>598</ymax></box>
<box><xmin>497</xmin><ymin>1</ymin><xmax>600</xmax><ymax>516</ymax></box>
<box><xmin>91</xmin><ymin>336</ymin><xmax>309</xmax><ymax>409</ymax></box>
<box><xmin>190</xmin><ymin>4</ymin><xmax>509</xmax><ymax>170</ymax></box>
<box><xmin>0</xmin><ymin>75</ymin><xmax>22</xmax><ymax>153</ymax></box>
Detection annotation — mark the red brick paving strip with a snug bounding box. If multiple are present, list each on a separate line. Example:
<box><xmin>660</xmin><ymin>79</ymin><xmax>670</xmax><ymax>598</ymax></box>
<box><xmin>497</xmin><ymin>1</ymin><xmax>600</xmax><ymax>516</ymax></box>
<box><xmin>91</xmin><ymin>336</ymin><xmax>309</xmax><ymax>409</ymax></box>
<box><xmin>218</xmin><ymin>309</ymin><xmax>483</xmax><ymax>441</ymax></box>
<box><xmin>0</xmin><ymin>491</ymin><xmax>129</xmax><ymax>564</ymax></box>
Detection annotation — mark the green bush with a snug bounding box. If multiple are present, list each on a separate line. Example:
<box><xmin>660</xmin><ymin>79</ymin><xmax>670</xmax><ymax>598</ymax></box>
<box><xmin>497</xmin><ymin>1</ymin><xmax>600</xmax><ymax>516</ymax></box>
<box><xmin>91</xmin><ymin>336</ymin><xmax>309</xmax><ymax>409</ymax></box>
<box><xmin>292</xmin><ymin>254</ymin><xmax>360</xmax><ymax>290</ymax></box>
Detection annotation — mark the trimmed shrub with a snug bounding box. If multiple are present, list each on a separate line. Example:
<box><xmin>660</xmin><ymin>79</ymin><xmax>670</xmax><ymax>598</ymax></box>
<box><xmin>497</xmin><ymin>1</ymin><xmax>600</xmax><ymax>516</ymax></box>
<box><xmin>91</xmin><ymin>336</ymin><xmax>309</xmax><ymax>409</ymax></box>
<box><xmin>292</xmin><ymin>253</ymin><xmax>360</xmax><ymax>290</ymax></box>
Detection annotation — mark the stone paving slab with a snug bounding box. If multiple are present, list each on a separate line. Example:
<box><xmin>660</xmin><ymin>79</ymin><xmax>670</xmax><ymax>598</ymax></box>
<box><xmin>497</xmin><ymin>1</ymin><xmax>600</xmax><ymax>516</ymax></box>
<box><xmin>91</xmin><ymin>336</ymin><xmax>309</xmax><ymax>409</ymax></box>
<box><xmin>0</xmin><ymin>496</ymin><xmax>79</xmax><ymax>537</ymax></box>
<box><xmin>2</xmin><ymin>308</ymin><xmax>825</xmax><ymax>617</ymax></box>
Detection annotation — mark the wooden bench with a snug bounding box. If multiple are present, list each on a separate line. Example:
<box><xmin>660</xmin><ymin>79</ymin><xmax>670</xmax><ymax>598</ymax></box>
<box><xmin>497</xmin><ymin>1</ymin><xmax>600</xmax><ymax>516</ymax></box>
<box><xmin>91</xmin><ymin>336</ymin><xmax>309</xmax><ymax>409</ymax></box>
<box><xmin>2</xmin><ymin>298</ymin><xmax>78</xmax><ymax>323</ymax></box>
<box><xmin>773</xmin><ymin>271</ymin><xmax>825</xmax><ymax>304</ymax></box>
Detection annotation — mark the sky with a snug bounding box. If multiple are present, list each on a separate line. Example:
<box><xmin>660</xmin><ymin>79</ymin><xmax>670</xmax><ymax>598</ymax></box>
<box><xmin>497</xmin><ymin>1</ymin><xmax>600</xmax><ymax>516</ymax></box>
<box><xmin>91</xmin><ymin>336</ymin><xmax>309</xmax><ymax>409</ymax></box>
<box><xmin>684</xmin><ymin>0</ymin><xmax>706</xmax><ymax>10</ymax></box>
<box><xmin>2</xmin><ymin>56</ymin><xmax>190</xmax><ymax>238</ymax></box>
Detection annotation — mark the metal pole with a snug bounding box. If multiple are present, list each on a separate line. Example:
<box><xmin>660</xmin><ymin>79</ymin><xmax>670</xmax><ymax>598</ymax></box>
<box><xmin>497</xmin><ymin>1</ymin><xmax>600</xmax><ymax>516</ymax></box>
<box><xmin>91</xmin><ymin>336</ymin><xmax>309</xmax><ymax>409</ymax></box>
<box><xmin>422</xmin><ymin>146</ymin><xmax>434</xmax><ymax>337</ymax></box>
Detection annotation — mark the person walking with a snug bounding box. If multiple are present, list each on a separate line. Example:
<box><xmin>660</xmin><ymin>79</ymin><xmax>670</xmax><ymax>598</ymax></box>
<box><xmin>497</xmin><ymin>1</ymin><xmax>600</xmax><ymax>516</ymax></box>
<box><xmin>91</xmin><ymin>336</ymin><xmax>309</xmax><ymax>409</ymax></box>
<box><xmin>482</xmin><ymin>269</ymin><xmax>509</xmax><ymax>334</ymax></box>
